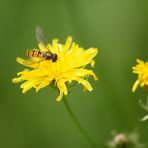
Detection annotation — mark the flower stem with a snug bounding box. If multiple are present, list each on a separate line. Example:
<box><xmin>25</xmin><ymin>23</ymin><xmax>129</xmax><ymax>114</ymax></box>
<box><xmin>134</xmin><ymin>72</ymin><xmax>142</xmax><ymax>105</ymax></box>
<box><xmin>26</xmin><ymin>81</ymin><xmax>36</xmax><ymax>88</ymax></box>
<box><xmin>63</xmin><ymin>97</ymin><xmax>98</xmax><ymax>148</ymax></box>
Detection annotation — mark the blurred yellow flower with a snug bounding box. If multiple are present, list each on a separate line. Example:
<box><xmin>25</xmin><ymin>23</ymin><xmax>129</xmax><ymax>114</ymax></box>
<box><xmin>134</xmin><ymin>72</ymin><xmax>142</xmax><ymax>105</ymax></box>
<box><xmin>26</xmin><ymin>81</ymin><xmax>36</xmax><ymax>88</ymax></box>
<box><xmin>132</xmin><ymin>59</ymin><xmax>148</xmax><ymax>92</ymax></box>
<box><xmin>12</xmin><ymin>36</ymin><xmax>98</xmax><ymax>101</ymax></box>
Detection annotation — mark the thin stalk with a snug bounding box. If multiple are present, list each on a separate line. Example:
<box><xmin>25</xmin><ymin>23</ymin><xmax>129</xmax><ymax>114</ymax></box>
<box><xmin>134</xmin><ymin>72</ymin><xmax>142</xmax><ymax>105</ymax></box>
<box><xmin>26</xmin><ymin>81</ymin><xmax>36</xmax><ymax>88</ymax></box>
<box><xmin>63</xmin><ymin>97</ymin><xmax>98</xmax><ymax>148</ymax></box>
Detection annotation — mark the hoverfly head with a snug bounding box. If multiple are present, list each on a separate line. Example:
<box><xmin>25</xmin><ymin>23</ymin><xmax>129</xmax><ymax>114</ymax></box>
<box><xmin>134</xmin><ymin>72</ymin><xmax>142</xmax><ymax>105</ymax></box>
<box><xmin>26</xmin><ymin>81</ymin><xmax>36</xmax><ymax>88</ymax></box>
<box><xmin>52</xmin><ymin>53</ymin><xmax>58</xmax><ymax>62</ymax></box>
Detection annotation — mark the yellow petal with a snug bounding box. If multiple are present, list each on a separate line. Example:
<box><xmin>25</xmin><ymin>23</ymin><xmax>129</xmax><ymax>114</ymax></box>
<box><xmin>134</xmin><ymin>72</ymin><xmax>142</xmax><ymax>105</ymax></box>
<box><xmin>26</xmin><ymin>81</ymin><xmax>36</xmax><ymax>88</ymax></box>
<box><xmin>80</xmin><ymin>48</ymin><xmax>98</xmax><ymax>65</ymax></box>
<box><xmin>56</xmin><ymin>89</ymin><xmax>64</xmax><ymax>102</ymax></box>
<box><xmin>69</xmin><ymin>47</ymin><xmax>98</xmax><ymax>68</ymax></box>
<box><xmin>72</xmin><ymin>69</ymin><xmax>98</xmax><ymax>81</ymax></box>
<box><xmin>132</xmin><ymin>80</ymin><xmax>139</xmax><ymax>92</ymax></box>
<box><xmin>35</xmin><ymin>78</ymin><xmax>53</xmax><ymax>92</ymax></box>
<box><xmin>63</xmin><ymin>36</ymin><xmax>72</xmax><ymax>52</ymax></box>
<box><xmin>47</xmin><ymin>43</ymin><xmax>55</xmax><ymax>53</ymax></box>
<box><xmin>56</xmin><ymin>80</ymin><xmax>68</xmax><ymax>102</ymax></box>
<box><xmin>136</xmin><ymin>59</ymin><xmax>143</xmax><ymax>64</ymax></box>
<box><xmin>72</xmin><ymin>77</ymin><xmax>93</xmax><ymax>91</ymax></box>
<box><xmin>38</xmin><ymin>43</ymin><xmax>48</xmax><ymax>52</ymax></box>
<box><xmin>12</xmin><ymin>77</ymin><xmax>24</xmax><ymax>83</ymax></box>
<box><xmin>91</xmin><ymin>60</ymin><xmax>95</xmax><ymax>67</ymax></box>
<box><xmin>16</xmin><ymin>57</ymin><xmax>39</xmax><ymax>68</ymax></box>
<box><xmin>78</xmin><ymin>78</ymin><xmax>93</xmax><ymax>91</ymax></box>
<box><xmin>21</xmin><ymin>80</ymin><xmax>36</xmax><ymax>93</ymax></box>
<box><xmin>52</xmin><ymin>39</ymin><xmax>59</xmax><ymax>53</ymax></box>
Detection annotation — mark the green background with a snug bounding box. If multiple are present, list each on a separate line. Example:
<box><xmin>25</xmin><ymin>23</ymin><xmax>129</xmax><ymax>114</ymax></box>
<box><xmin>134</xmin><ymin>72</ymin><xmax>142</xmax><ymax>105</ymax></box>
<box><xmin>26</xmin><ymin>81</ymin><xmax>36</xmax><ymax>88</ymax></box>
<box><xmin>0</xmin><ymin>0</ymin><xmax>147</xmax><ymax>148</ymax></box>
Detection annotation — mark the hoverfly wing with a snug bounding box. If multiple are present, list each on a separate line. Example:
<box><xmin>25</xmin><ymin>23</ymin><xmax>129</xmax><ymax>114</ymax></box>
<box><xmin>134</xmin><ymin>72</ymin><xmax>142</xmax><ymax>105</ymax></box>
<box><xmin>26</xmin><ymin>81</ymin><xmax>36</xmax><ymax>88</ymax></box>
<box><xmin>35</xmin><ymin>26</ymin><xmax>56</xmax><ymax>61</ymax></box>
<box><xmin>36</xmin><ymin>26</ymin><xmax>48</xmax><ymax>46</ymax></box>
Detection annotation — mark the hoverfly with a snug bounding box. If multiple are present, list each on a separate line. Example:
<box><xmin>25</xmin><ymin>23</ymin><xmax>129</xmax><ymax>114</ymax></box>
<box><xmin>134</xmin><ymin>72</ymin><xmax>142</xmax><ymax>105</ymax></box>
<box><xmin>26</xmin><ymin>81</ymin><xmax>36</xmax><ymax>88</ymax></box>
<box><xmin>26</xmin><ymin>26</ymin><xmax>57</xmax><ymax>63</ymax></box>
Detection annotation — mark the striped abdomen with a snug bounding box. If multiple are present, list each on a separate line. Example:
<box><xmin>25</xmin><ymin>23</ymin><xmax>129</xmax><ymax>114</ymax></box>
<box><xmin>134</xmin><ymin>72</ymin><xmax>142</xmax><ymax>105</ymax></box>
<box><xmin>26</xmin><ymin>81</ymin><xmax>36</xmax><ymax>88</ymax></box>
<box><xmin>26</xmin><ymin>50</ymin><xmax>58</xmax><ymax>62</ymax></box>
<box><xmin>26</xmin><ymin>50</ymin><xmax>42</xmax><ymax>58</ymax></box>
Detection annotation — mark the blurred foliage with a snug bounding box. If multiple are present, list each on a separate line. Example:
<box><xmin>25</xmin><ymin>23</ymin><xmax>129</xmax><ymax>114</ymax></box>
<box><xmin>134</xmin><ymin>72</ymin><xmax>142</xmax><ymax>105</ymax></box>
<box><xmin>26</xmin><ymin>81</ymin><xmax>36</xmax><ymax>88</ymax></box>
<box><xmin>0</xmin><ymin>0</ymin><xmax>148</xmax><ymax>148</ymax></box>
<box><xmin>107</xmin><ymin>131</ymin><xmax>145</xmax><ymax>148</ymax></box>
<box><xmin>139</xmin><ymin>98</ymin><xmax>148</xmax><ymax>121</ymax></box>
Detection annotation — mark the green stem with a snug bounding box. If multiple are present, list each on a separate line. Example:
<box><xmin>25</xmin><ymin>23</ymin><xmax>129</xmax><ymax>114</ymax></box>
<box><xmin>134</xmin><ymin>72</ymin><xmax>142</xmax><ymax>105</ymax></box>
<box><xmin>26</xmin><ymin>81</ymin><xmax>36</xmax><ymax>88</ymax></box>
<box><xmin>63</xmin><ymin>97</ymin><xmax>98</xmax><ymax>148</ymax></box>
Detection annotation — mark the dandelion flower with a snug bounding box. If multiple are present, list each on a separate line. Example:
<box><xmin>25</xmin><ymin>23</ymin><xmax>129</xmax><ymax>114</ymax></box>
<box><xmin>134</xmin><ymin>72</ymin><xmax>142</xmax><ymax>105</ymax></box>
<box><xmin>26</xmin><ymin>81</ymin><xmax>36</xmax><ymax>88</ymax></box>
<box><xmin>132</xmin><ymin>59</ymin><xmax>148</xmax><ymax>92</ymax></box>
<box><xmin>12</xmin><ymin>32</ymin><xmax>98</xmax><ymax>102</ymax></box>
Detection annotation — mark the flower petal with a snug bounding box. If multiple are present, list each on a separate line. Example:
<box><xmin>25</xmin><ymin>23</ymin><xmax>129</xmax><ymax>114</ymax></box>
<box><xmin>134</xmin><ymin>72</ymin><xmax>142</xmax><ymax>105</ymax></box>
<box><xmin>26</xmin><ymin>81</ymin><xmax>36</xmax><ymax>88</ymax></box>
<box><xmin>38</xmin><ymin>43</ymin><xmax>48</xmax><ymax>52</ymax></box>
<box><xmin>56</xmin><ymin>79</ymin><xmax>68</xmax><ymax>102</ymax></box>
<box><xmin>20</xmin><ymin>80</ymin><xmax>36</xmax><ymax>93</ymax></box>
<box><xmin>70</xmin><ymin>77</ymin><xmax>93</xmax><ymax>91</ymax></box>
<box><xmin>62</xmin><ymin>36</ymin><xmax>72</xmax><ymax>53</ymax></box>
<box><xmin>72</xmin><ymin>69</ymin><xmax>98</xmax><ymax>80</ymax></box>
<box><xmin>16</xmin><ymin>57</ymin><xmax>40</xmax><ymax>68</ymax></box>
<box><xmin>78</xmin><ymin>78</ymin><xmax>93</xmax><ymax>91</ymax></box>
<box><xmin>132</xmin><ymin>80</ymin><xmax>139</xmax><ymax>92</ymax></box>
<box><xmin>35</xmin><ymin>78</ymin><xmax>53</xmax><ymax>92</ymax></box>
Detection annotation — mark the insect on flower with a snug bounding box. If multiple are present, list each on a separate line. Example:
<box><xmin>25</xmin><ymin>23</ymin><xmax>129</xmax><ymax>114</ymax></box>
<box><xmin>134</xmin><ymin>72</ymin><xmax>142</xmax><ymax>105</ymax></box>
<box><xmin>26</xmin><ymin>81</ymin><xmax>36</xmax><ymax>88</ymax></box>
<box><xmin>12</xmin><ymin>26</ymin><xmax>98</xmax><ymax>102</ymax></box>
<box><xmin>26</xmin><ymin>26</ymin><xmax>57</xmax><ymax>63</ymax></box>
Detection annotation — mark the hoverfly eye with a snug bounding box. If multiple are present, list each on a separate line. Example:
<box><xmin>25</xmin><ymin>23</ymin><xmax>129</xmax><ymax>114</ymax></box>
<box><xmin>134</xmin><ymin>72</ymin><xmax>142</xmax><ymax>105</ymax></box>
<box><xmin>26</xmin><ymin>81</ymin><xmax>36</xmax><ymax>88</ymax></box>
<box><xmin>52</xmin><ymin>53</ymin><xmax>58</xmax><ymax>62</ymax></box>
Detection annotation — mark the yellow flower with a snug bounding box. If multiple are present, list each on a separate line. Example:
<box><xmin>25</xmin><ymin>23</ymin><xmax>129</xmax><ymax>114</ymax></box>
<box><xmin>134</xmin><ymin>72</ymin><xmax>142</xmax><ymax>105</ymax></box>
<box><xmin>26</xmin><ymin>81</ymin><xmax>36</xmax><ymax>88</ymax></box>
<box><xmin>12</xmin><ymin>36</ymin><xmax>98</xmax><ymax>101</ymax></box>
<box><xmin>132</xmin><ymin>59</ymin><xmax>148</xmax><ymax>92</ymax></box>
